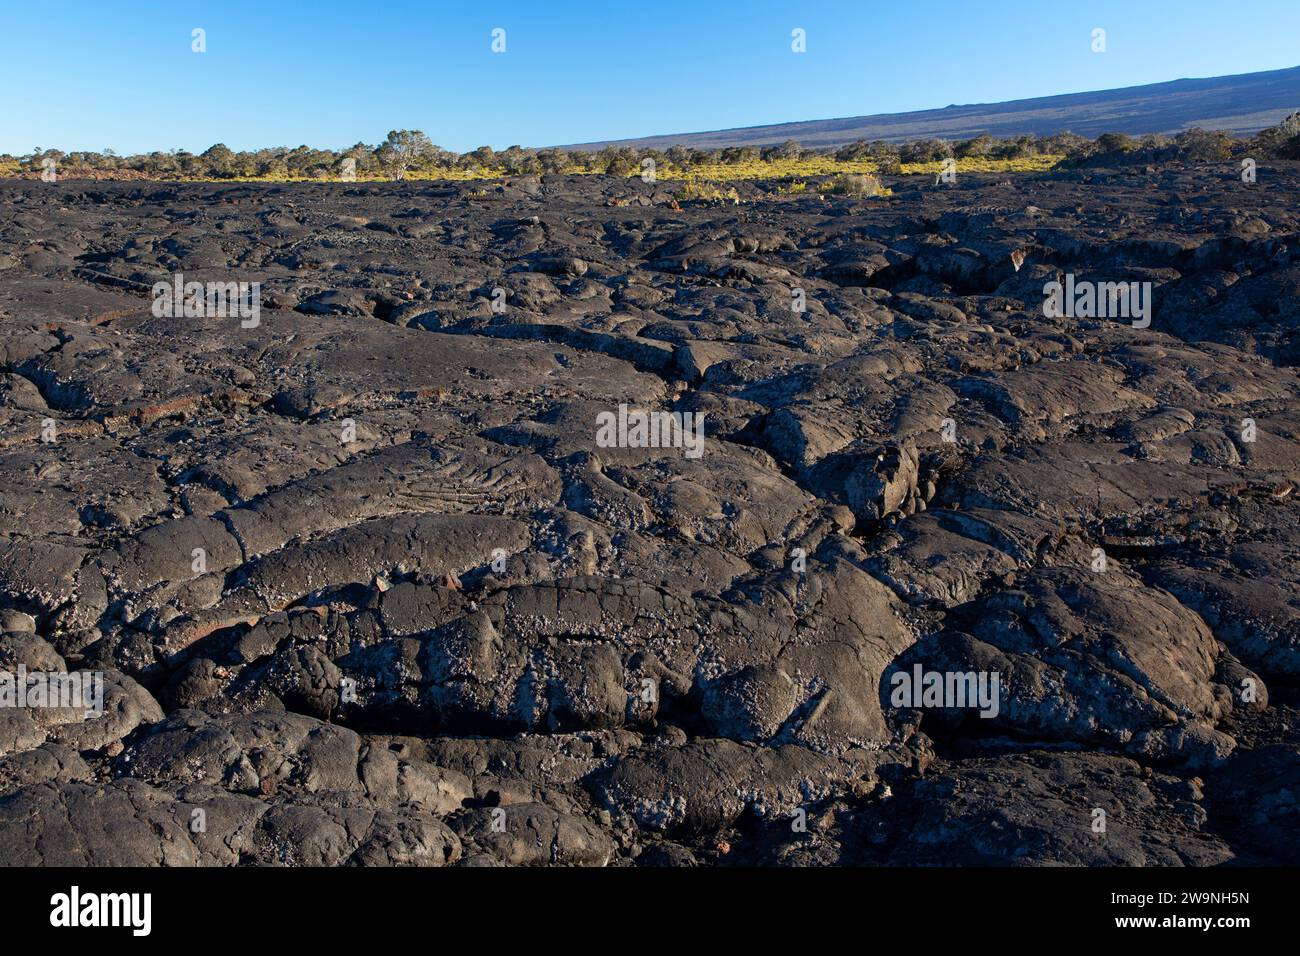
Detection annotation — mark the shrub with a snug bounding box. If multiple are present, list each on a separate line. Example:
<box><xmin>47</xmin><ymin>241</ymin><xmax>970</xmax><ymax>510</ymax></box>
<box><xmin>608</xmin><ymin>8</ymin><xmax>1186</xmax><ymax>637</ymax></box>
<box><xmin>955</xmin><ymin>135</ymin><xmax>995</xmax><ymax>159</ymax></box>
<box><xmin>595</xmin><ymin>147</ymin><xmax>638</xmax><ymax>176</ymax></box>
<box><xmin>1040</xmin><ymin>131</ymin><xmax>1094</xmax><ymax>160</ymax></box>
<box><xmin>665</xmin><ymin>145</ymin><xmax>693</xmax><ymax>171</ymax></box>
<box><xmin>675</xmin><ymin>180</ymin><xmax>741</xmax><ymax>203</ymax></box>
<box><xmin>1174</xmin><ymin>128</ymin><xmax>1235</xmax><ymax>162</ymax></box>
<box><xmin>1095</xmin><ymin>132</ymin><xmax>1138</xmax><ymax>154</ymax></box>
<box><xmin>990</xmin><ymin>134</ymin><xmax>1038</xmax><ymax>159</ymax></box>
<box><xmin>1252</xmin><ymin>112</ymin><xmax>1300</xmax><ymax>159</ymax></box>
<box><xmin>823</xmin><ymin>171</ymin><xmax>883</xmax><ymax>197</ymax></box>
<box><xmin>762</xmin><ymin>140</ymin><xmax>805</xmax><ymax>162</ymax></box>
<box><xmin>719</xmin><ymin>146</ymin><xmax>760</xmax><ymax>165</ymax></box>
<box><xmin>875</xmin><ymin>154</ymin><xmax>902</xmax><ymax>175</ymax></box>
<box><xmin>834</xmin><ymin>140</ymin><xmax>872</xmax><ymax>162</ymax></box>
<box><xmin>899</xmin><ymin>138</ymin><xmax>952</xmax><ymax>163</ymax></box>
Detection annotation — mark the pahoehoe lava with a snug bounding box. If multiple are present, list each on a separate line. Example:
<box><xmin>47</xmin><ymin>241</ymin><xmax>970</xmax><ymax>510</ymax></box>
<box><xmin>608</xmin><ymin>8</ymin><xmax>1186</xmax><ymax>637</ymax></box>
<box><xmin>0</xmin><ymin>165</ymin><xmax>1297</xmax><ymax>866</ymax></box>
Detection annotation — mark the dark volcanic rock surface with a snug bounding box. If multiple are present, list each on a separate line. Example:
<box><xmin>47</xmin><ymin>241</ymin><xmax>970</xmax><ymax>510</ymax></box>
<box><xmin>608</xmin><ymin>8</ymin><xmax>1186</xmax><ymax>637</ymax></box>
<box><xmin>0</xmin><ymin>165</ymin><xmax>1297</xmax><ymax>866</ymax></box>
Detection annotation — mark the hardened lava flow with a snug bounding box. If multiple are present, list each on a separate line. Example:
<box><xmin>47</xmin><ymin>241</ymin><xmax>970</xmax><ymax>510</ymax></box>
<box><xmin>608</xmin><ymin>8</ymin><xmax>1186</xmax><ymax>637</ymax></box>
<box><xmin>0</xmin><ymin>164</ymin><xmax>1297</xmax><ymax>866</ymax></box>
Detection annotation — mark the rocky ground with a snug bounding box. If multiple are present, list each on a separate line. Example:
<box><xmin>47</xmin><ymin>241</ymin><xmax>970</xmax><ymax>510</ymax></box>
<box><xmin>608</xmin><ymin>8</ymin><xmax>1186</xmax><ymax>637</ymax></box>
<box><xmin>0</xmin><ymin>164</ymin><xmax>1296</xmax><ymax>867</ymax></box>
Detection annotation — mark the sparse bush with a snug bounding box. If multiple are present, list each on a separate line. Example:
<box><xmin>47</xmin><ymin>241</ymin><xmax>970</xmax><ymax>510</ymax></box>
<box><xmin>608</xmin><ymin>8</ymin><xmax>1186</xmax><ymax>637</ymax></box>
<box><xmin>761</xmin><ymin>140</ymin><xmax>805</xmax><ymax>162</ymax></box>
<box><xmin>341</xmin><ymin>143</ymin><xmax>380</xmax><ymax>178</ymax></box>
<box><xmin>834</xmin><ymin>139</ymin><xmax>872</xmax><ymax>162</ymax></box>
<box><xmin>1252</xmin><ymin>112</ymin><xmax>1300</xmax><ymax>159</ymax></box>
<box><xmin>675</xmin><ymin>180</ymin><xmax>741</xmax><ymax>203</ymax></box>
<box><xmin>257</xmin><ymin>157</ymin><xmax>289</xmax><ymax>179</ymax></box>
<box><xmin>719</xmin><ymin>146</ymin><xmax>760</xmax><ymax>165</ymax></box>
<box><xmin>534</xmin><ymin>149</ymin><xmax>572</xmax><ymax>174</ymax></box>
<box><xmin>899</xmin><ymin>138</ymin><xmax>952</xmax><ymax>163</ymax></box>
<box><xmin>990</xmin><ymin>134</ymin><xmax>1039</xmax><ymax>159</ymax></box>
<box><xmin>875</xmin><ymin>154</ymin><xmax>902</xmax><ymax>175</ymax></box>
<box><xmin>457</xmin><ymin>145</ymin><xmax>496</xmax><ymax>172</ymax></box>
<box><xmin>1063</xmin><ymin>126</ymin><xmax>1245</xmax><ymax>169</ymax></box>
<box><xmin>955</xmin><ymin>135</ymin><xmax>995</xmax><ymax>159</ymax></box>
<box><xmin>1174</xmin><ymin>128</ymin><xmax>1234</xmax><ymax>162</ymax></box>
<box><xmin>199</xmin><ymin>143</ymin><xmax>236</xmax><ymax>177</ymax></box>
<box><xmin>498</xmin><ymin>145</ymin><xmax>543</xmax><ymax>175</ymax></box>
<box><xmin>823</xmin><ymin>171</ymin><xmax>883</xmax><ymax>197</ymax></box>
<box><xmin>597</xmin><ymin>146</ymin><xmax>640</xmax><ymax>176</ymax></box>
<box><xmin>665</xmin><ymin>145</ymin><xmax>693</xmax><ymax>171</ymax></box>
<box><xmin>1096</xmin><ymin>132</ymin><xmax>1138</xmax><ymax>154</ymax></box>
<box><xmin>1058</xmin><ymin>131</ymin><xmax>1145</xmax><ymax>168</ymax></box>
<box><xmin>1040</xmin><ymin>131</ymin><xmax>1094</xmax><ymax>160</ymax></box>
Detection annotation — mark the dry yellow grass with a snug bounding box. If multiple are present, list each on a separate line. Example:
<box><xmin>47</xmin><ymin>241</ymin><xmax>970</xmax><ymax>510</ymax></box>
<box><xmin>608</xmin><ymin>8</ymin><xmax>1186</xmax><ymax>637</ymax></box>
<box><xmin>659</xmin><ymin>154</ymin><xmax>1061</xmax><ymax>181</ymax></box>
<box><xmin>1</xmin><ymin>154</ymin><xmax>1062</xmax><ymax>184</ymax></box>
<box><xmin>198</xmin><ymin>154</ymin><xmax>1064</xmax><ymax>184</ymax></box>
<box><xmin>899</xmin><ymin>155</ymin><xmax>1062</xmax><ymax>174</ymax></box>
<box><xmin>659</xmin><ymin>156</ymin><xmax>880</xmax><ymax>181</ymax></box>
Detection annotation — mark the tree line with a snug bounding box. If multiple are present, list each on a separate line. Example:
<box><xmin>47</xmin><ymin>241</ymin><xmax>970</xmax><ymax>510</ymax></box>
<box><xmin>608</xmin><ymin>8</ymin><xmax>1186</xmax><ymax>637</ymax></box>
<box><xmin>5</xmin><ymin>116</ymin><xmax>1298</xmax><ymax>181</ymax></box>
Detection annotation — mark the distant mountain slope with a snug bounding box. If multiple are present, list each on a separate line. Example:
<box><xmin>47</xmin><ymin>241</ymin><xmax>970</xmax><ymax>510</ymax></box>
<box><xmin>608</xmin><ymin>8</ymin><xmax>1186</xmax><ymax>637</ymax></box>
<box><xmin>558</xmin><ymin>65</ymin><xmax>1300</xmax><ymax>150</ymax></box>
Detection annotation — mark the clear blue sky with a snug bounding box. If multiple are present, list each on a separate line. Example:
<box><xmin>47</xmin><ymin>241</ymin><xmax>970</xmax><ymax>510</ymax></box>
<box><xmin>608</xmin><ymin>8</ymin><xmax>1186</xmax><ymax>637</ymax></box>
<box><xmin>3</xmin><ymin>0</ymin><xmax>1297</xmax><ymax>155</ymax></box>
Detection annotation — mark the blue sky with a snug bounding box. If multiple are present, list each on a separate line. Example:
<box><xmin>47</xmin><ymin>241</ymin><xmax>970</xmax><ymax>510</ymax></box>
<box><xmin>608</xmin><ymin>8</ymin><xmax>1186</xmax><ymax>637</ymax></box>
<box><xmin>3</xmin><ymin>0</ymin><xmax>1297</xmax><ymax>155</ymax></box>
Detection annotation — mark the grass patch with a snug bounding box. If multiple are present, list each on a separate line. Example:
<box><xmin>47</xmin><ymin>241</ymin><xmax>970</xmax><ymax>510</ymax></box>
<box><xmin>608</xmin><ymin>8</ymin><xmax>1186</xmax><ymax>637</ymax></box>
<box><xmin>0</xmin><ymin>154</ymin><xmax>1064</xmax><ymax>184</ymax></box>
<box><xmin>657</xmin><ymin>154</ymin><xmax>1060</xmax><ymax>182</ymax></box>
<box><xmin>660</xmin><ymin>156</ymin><xmax>881</xmax><ymax>181</ymax></box>
<box><xmin>899</xmin><ymin>155</ymin><xmax>1062</xmax><ymax>175</ymax></box>
<box><xmin>822</xmin><ymin>171</ymin><xmax>887</xmax><ymax>197</ymax></box>
<box><xmin>674</xmin><ymin>180</ymin><xmax>742</xmax><ymax>203</ymax></box>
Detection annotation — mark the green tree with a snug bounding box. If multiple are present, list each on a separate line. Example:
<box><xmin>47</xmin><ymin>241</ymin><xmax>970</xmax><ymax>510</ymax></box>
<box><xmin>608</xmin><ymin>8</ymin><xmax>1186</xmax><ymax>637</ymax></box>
<box><xmin>376</xmin><ymin>129</ymin><xmax>436</xmax><ymax>179</ymax></box>
<box><xmin>201</xmin><ymin>143</ymin><xmax>236</xmax><ymax>176</ymax></box>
